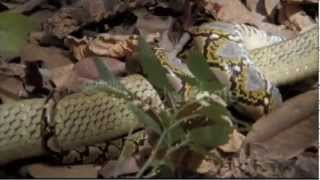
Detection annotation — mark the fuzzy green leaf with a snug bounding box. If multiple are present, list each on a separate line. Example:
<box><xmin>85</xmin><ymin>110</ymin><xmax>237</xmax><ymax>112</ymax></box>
<box><xmin>128</xmin><ymin>103</ymin><xmax>162</xmax><ymax>135</ymax></box>
<box><xmin>137</xmin><ymin>37</ymin><xmax>174</xmax><ymax>92</ymax></box>
<box><xmin>186</xmin><ymin>49</ymin><xmax>224</xmax><ymax>92</ymax></box>
<box><xmin>202</xmin><ymin>101</ymin><xmax>232</xmax><ymax>125</ymax></box>
<box><xmin>189</xmin><ymin>101</ymin><xmax>233</xmax><ymax>149</ymax></box>
<box><xmin>94</xmin><ymin>58</ymin><xmax>127</xmax><ymax>91</ymax></box>
<box><xmin>146</xmin><ymin>160</ymin><xmax>175</xmax><ymax>178</ymax></box>
<box><xmin>159</xmin><ymin>111</ymin><xmax>185</xmax><ymax>146</ymax></box>
<box><xmin>0</xmin><ymin>12</ymin><xmax>39</xmax><ymax>58</ymax></box>
<box><xmin>190</xmin><ymin>125</ymin><xmax>232</xmax><ymax>149</ymax></box>
<box><xmin>82</xmin><ymin>81</ymin><xmax>131</xmax><ymax>100</ymax></box>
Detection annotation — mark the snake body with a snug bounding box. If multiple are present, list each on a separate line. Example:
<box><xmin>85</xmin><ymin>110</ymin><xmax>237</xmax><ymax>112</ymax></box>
<box><xmin>0</xmin><ymin>22</ymin><xmax>318</xmax><ymax>165</ymax></box>
<box><xmin>250</xmin><ymin>26</ymin><xmax>318</xmax><ymax>85</ymax></box>
<box><xmin>0</xmin><ymin>75</ymin><xmax>163</xmax><ymax>165</ymax></box>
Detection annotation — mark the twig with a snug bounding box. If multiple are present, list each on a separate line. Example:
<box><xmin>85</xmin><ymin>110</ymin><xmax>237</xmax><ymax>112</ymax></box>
<box><xmin>10</xmin><ymin>0</ymin><xmax>46</xmax><ymax>13</ymax></box>
<box><xmin>136</xmin><ymin>117</ymin><xmax>187</xmax><ymax>178</ymax></box>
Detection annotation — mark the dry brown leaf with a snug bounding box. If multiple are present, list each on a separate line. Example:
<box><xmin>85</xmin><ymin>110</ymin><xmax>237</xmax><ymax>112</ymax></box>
<box><xmin>293</xmin><ymin>155</ymin><xmax>318</xmax><ymax>177</ymax></box>
<box><xmin>0</xmin><ymin>62</ymin><xmax>25</xmax><ymax>78</ymax></box>
<box><xmin>0</xmin><ymin>77</ymin><xmax>27</xmax><ymax>103</ymax></box>
<box><xmin>201</xmin><ymin>0</ymin><xmax>265</xmax><ymax>24</ymax></box>
<box><xmin>49</xmin><ymin>64</ymin><xmax>89</xmax><ymax>91</ymax></box>
<box><xmin>192</xmin><ymin>155</ymin><xmax>220</xmax><ymax>175</ymax></box>
<box><xmin>21</xmin><ymin>43</ymin><xmax>72</xmax><ymax>69</ymax></box>
<box><xmin>264</xmin><ymin>0</ymin><xmax>281</xmax><ymax>19</ymax></box>
<box><xmin>279</xmin><ymin>2</ymin><xmax>316</xmax><ymax>31</ymax></box>
<box><xmin>74</xmin><ymin>57</ymin><xmax>126</xmax><ymax>80</ymax></box>
<box><xmin>284</xmin><ymin>0</ymin><xmax>319</xmax><ymax>4</ymax></box>
<box><xmin>22</xmin><ymin>163</ymin><xmax>100</xmax><ymax>178</ymax></box>
<box><xmin>134</xmin><ymin>8</ymin><xmax>174</xmax><ymax>42</ymax></box>
<box><xmin>98</xmin><ymin>158</ymin><xmax>140</xmax><ymax>178</ymax></box>
<box><xmin>245</xmin><ymin>0</ymin><xmax>280</xmax><ymax>21</ymax></box>
<box><xmin>246</xmin><ymin>90</ymin><xmax>318</xmax><ymax>160</ymax></box>
<box><xmin>196</xmin><ymin>0</ymin><xmax>295</xmax><ymax>38</ymax></box>
<box><xmin>65</xmin><ymin>34</ymin><xmax>138</xmax><ymax>61</ymax></box>
<box><xmin>43</xmin><ymin>0</ymin><xmax>152</xmax><ymax>38</ymax></box>
<box><xmin>218</xmin><ymin>129</ymin><xmax>245</xmax><ymax>153</ymax></box>
<box><xmin>49</xmin><ymin>56</ymin><xmax>125</xmax><ymax>91</ymax></box>
<box><xmin>10</xmin><ymin>0</ymin><xmax>45</xmax><ymax>13</ymax></box>
<box><xmin>245</xmin><ymin>0</ymin><xmax>266</xmax><ymax>16</ymax></box>
<box><xmin>30</xmin><ymin>9</ymin><xmax>55</xmax><ymax>26</ymax></box>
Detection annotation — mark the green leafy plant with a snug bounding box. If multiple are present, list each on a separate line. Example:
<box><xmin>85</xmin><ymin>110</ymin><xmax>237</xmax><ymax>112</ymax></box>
<box><xmin>94</xmin><ymin>37</ymin><xmax>234</xmax><ymax>178</ymax></box>
<box><xmin>0</xmin><ymin>12</ymin><xmax>39</xmax><ymax>59</ymax></box>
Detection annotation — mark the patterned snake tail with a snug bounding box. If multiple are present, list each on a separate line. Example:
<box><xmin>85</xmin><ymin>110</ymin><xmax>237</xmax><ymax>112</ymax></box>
<box><xmin>0</xmin><ymin>75</ymin><xmax>163</xmax><ymax>165</ymax></box>
<box><xmin>250</xmin><ymin>26</ymin><xmax>318</xmax><ymax>86</ymax></box>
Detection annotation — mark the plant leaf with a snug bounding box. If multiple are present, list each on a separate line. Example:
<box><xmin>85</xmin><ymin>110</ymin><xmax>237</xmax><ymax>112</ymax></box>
<box><xmin>94</xmin><ymin>58</ymin><xmax>127</xmax><ymax>91</ymax></box>
<box><xmin>190</xmin><ymin>125</ymin><xmax>232</xmax><ymax>149</ymax></box>
<box><xmin>185</xmin><ymin>49</ymin><xmax>224</xmax><ymax>92</ymax></box>
<box><xmin>146</xmin><ymin>160</ymin><xmax>175</xmax><ymax>178</ymax></box>
<box><xmin>201</xmin><ymin>101</ymin><xmax>233</xmax><ymax>126</ymax></box>
<box><xmin>83</xmin><ymin>81</ymin><xmax>131</xmax><ymax>101</ymax></box>
<box><xmin>189</xmin><ymin>101</ymin><xmax>233</xmax><ymax>149</ymax></box>
<box><xmin>159</xmin><ymin>111</ymin><xmax>185</xmax><ymax>146</ymax></box>
<box><xmin>128</xmin><ymin>103</ymin><xmax>162</xmax><ymax>135</ymax></box>
<box><xmin>0</xmin><ymin>12</ymin><xmax>38</xmax><ymax>58</ymax></box>
<box><xmin>137</xmin><ymin>37</ymin><xmax>174</xmax><ymax>92</ymax></box>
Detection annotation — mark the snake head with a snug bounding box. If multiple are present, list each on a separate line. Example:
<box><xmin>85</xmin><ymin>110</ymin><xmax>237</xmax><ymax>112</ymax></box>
<box><xmin>190</xmin><ymin>22</ymin><xmax>283</xmax><ymax>119</ymax></box>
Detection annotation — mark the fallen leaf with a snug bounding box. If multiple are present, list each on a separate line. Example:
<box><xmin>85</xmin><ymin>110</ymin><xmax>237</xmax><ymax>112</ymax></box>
<box><xmin>196</xmin><ymin>0</ymin><xmax>296</xmax><ymax>38</ymax></box>
<box><xmin>98</xmin><ymin>158</ymin><xmax>140</xmax><ymax>178</ymax></box>
<box><xmin>0</xmin><ymin>12</ymin><xmax>39</xmax><ymax>59</ymax></box>
<box><xmin>246</xmin><ymin>90</ymin><xmax>318</xmax><ymax>160</ymax></box>
<box><xmin>10</xmin><ymin>0</ymin><xmax>46</xmax><ymax>13</ymax></box>
<box><xmin>284</xmin><ymin>0</ymin><xmax>319</xmax><ymax>4</ymax></box>
<box><xmin>22</xmin><ymin>163</ymin><xmax>100</xmax><ymax>178</ymax></box>
<box><xmin>21</xmin><ymin>43</ymin><xmax>72</xmax><ymax>69</ymax></box>
<box><xmin>0</xmin><ymin>76</ymin><xmax>27</xmax><ymax>103</ymax></box>
<box><xmin>204</xmin><ymin>0</ymin><xmax>265</xmax><ymax>24</ymax></box>
<box><xmin>280</xmin><ymin>2</ymin><xmax>316</xmax><ymax>31</ymax></box>
<box><xmin>245</xmin><ymin>0</ymin><xmax>266</xmax><ymax>16</ymax></box>
<box><xmin>134</xmin><ymin>8</ymin><xmax>173</xmax><ymax>41</ymax></box>
<box><xmin>218</xmin><ymin>129</ymin><xmax>245</xmax><ymax>153</ymax></box>
<box><xmin>49</xmin><ymin>64</ymin><xmax>84</xmax><ymax>91</ymax></box>
<box><xmin>293</xmin><ymin>155</ymin><xmax>318</xmax><ymax>178</ymax></box>
<box><xmin>74</xmin><ymin>57</ymin><xmax>126</xmax><ymax>80</ymax></box>
<box><xmin>65</xmin><ymin>34</ymin><xmax>138</xmax><ymax>61</ymax></box>
<box><xmin>264</xmin><ymin>0</ymin><xmax>281</xmax><ymax>19</ymax></box>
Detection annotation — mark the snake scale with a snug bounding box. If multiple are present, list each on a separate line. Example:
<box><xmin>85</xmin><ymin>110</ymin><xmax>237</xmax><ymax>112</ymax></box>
<box><xmin>0</xmin><ymin>18</ymin><xmax>318</xmax><ymax>165</ymax></box>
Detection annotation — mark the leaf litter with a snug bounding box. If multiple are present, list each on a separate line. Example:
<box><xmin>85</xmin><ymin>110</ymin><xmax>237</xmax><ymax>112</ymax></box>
<box><xmin>0</xmin><ymin>0</ymin><xmax>318</xmax><ymax>178</ymax></box>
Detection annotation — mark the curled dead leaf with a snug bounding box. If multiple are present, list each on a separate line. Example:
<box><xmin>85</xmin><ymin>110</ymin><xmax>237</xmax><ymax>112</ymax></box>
<box><xmin>21</xmin><ymin>163</ymin><xmax>100</xmax><ymax>178</ymax></box>
<box><xmin>99</xmin><ymin>158</ymin><xmax>140</xmax><ymax>178</ymax></box>
<box><xmin>246</xmin><ymin>90</ymin><xmax>318</xmax><ymax>160</ymax></box>
<box><xmin>49</xmin><ymin>64</ymin><xmax>88</xmax><ymax>91</ymax></box>
<box><xmin>218</xmin><ymin>129</ymin><xmax>245</xmax><ymax>153</ymax></box>
<box><xmin>74</xmin><ymin>57</ymin><xmax>126</xmax><ymax>80</ymax></box>
<box><xmin>65</xmin><ymin>34</ymin><xmax>138</xmax><ymax>61</ymax></box>
<box><xmin>21</xmin><ymin>43</ymin><xmax>72</xmax><ymax>69</ymax></box>
<box><xmin>280</xmin><ymin>2</ymin><xmax>316</xmax><ymax>31</ymax></box>
<box><xmin>134</xmin><ymin>8</ymin><xmax>174</xmax><ymax>42</ymax></box>
<box><xmin>264</xmin><ymin>0</ymin><xmax>281</xmax><ymax>19</ymax></box>
<box><xmin>0</xmin><ymin>77</ymin><xmax>27</xmax><ymax>103</ymax></box>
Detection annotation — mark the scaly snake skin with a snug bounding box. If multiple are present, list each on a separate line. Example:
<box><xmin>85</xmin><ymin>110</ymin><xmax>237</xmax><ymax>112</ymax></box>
<box><xmin>0</xmin><ymin>23</ymin><xmax>318</xmax><ymax>165</ymax></box>
<box><xmin>0</xmin><ymin>75</ymin><xmax>163</xmax><ymax>165</ymax></box>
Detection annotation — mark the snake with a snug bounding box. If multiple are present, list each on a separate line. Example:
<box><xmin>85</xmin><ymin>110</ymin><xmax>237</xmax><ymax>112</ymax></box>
<box><xmin>0</xmin><ymin>16</ymin><xmax>318</xmax><ymax>165</ymax></box>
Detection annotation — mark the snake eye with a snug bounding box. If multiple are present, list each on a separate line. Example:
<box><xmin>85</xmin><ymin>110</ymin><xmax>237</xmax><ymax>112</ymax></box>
<box><xmin>209</xmin><ymin>33</ymin><xmax>220</xmax><ymax>40</ymax></box>
<box><xmin>232</xmin><ymin>65</ymin><xmax>241</xmax><ymax>73</ymax></box>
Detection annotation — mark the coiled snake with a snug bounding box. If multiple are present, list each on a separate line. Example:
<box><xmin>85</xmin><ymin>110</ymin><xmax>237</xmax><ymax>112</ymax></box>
<box><xmin>0</xmin><ymin>21</ymin><xmax>318</xmax><ymax>165</ymax></box>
